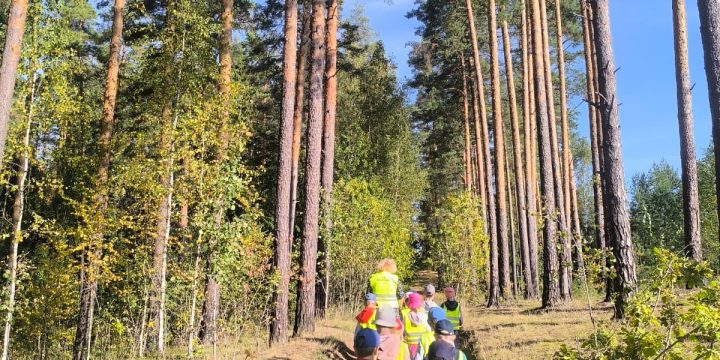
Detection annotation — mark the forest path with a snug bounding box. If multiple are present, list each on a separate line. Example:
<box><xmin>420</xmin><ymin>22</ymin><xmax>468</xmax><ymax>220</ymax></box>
<box><xmin>255</xmin><ymin>271</ymin><xmax>611</xmax><ymax>359</ymax></box>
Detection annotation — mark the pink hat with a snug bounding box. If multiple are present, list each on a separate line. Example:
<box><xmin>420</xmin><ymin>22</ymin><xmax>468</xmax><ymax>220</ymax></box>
<box><xmin>407</xmin><ymin>292</ymin><xmax>422</xmax><ymax>310</ymax></box>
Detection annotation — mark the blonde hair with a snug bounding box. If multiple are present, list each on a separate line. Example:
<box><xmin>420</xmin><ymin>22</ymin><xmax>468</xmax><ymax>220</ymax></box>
<box><xmin>376</xmin><ymin>258</ymin><xmax>397</xmax><ymax>273</ymax></box>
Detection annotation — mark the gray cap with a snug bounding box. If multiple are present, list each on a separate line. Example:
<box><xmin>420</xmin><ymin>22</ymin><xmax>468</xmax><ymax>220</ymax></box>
<box><xmin>374</xmin><ymin>306</ymin><xmax>398</xmax><ymax>328</ymax></box>
<box><xmin>425</xmin><ymin>284</ymin><xmax>436</xmax><ymax>294</ymax></box>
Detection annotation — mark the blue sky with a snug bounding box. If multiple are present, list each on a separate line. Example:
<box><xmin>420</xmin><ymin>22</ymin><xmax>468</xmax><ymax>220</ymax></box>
<box><xmin>349</xmin><ymin>0</ymin><xmax>714</xmax><ymax>179</ymax></box>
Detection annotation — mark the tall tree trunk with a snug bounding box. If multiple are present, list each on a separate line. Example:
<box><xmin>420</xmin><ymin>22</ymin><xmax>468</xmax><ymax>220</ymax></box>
<box><xmin>290</xmin><ymin>0</ymin><xmax>312</xmax><ymax>243</ymax></box>
<box><xmin>2</xmin><ymin>71</ymin><xmax>35</xmax><ymax>360</ymax></box>
<box><xmin>582</xmin><ymin>0</ymin><xmax>604</xmax><ymax>262</ymax></box>
<box><xmin>583</xmin><ymin>1</ymin><xmax>611</xmax><ymax>302</ymax></box>
<box><xmin>522</xmin><ymin>2</ymin><xmax>540</xmax><ymax>299</ymax></box>
<box><xmin>539</xmin><ymin>0</ymin><xmax>572</xmax><ymax>301</ymax></box>
<box><xmin>199</xmin><ymin>0</ymin><xmax>234</xmax><ymax>346</ymax></box>
<box><xmin>673</xmin><ymin>0</ymin><xmax>703</xmax><ymax>262</ymax></box>
<box><xmin>462</xmin><ymin>56</ymin><xmax>473</xmax><ymax>193</ymax></box>
<box><xmin>73</xmin><ymin>1</ymin><xmax>124</xmax><ymax>358</ymax></box>
<box><xmin>471</xmin><ymin>80</ymin><xmax>488</xmax><ymax>227</ymax></box>
<box><xmin>698</xmin><ymin>0</ymin><xmax>720</xmax><ymax>267</ymax></box>
<box><xmin>506</xmin><ymin>149</ymin><xmax>519</xmax><ymax>297</ymax></box>
<box><xmin>464</xmin><ymin>0</ymin><xmax>499</xmax><ymax>307</ymax></box>
<box><xmin>553</xmin><ymin>0</ymin><xmax>584</xmax><ymax>276</ymax></box>
<box><xmin>0</xmin><ymin>0</ymin><xmax>28</xmax><ymax>166</ymax></box>
<box><xmin>317</xmin><ymin>0</ymin><xmax>338</xmax><ymax>318</ymax></box>
<box><xmin>591</xmin><ymin>0</ymin><xmax>637</xmax><ymax>319</ymax></box>
<box><xmin>502</xmin><ymin>19</ymin><xmax>532</xmax><ymax>300</ymax></box>
<box><xmin>270</xmin><ymin>0</ymin><xmax>298</xmax><ymax>346</ymax></box>
<box><xmin>294</xmin><ymin>0</ymin><xmax>326</xmax><ymax>336</ymax></box>
<box><xmin>530</xmin><ymin>0</ymin><xmax>561</xmax><ymax>309</ymax></box>
<box><xmin>488</xmin><ymin>0</ymin><xmax>511</xmax><ymax>300</ymax></box>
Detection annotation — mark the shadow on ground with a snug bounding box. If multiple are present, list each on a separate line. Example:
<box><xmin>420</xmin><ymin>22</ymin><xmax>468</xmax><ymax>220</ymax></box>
<box><xmin>311</xmin><ymin>336</ymin><xmax>356</xmax><ymax>360</ymax></box>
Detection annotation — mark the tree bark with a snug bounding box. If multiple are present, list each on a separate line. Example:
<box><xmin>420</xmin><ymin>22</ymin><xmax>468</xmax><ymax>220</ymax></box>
<box><xmin>462</xmin><ymin>56</ymin><xmax>473</xmax><ymax>193</ymax></box>
<box><xmin>270</xmin><ymin>0</ymin><xmax>298</xmax><ymax>346</ymax></box>
<box><xmin>294</xmin><ymin>0</ymin><xmax>326</xmax><ymax>336</ymax></box>
<box><xmin>540</xmin><ymin>0</ymin><xmax>572</xmax><ymax>301</ymax></box>
<box><xmin>506</xmin><ymin>147</ymin><xmax>519</xmax><ymax>297</ymax></box>
<box><xmin>591</xmin><ymin>0</ymin><xmax>637</xmax><ymax>319</ymax></box>
<box><xmin>0</xmin><ymin>0</ymin><xmax>29</xmax><ymax>166</ymax></box>
<box><xmin>471</xmin><ymin>80</ymin><xmax>488</xmax><ymax>227</ymax></box>
<box><xmin>317</xmin><ymin>0</ymin><xmax>338</xmax><ymax>318</ymax></box>
<box><xmin>521</xmin><ymin>1</ymin><xmax>540</xmax><ymax>299</ymax></box>
<box><xmin>73</xmin><ymin>1</ymin><xmax>124</xmax><ymax>358</ymax></box>
<box><xmin>530</xmin><ymin>0</ymin><xmax>561</xmax><ymax>309</ymax></box>
<box><xmin>698</xmin><ymin>0</ymin><xmax>720</xmax><ymax>268</ymax></box>
<box><xmin>553</xmin><ymin>0</ymin><xmax>584</xmax><ymax>276</ymax></box>
<box><xmin>502</xmin><ymin>20</ymin><xmax>531</xmax><ymax>300</ymax></box>
<box><xmin>290</xmin><ymin>0</ymin><xmax>312</xmax><ymax>242</ymax></box>
<box><xmin>488</xmin><ymin>0</ymin><xmax>511</xmax><ymax>300</ymax></box>
<box><xmin>464</xmin><ymin>0</ymin><xmax>499</xmax><ymax>307</ymax></box>
<box><xmin>673</xmin><ymin>0</ymin><xmax>702</xmax><ymax>262</ymax></box>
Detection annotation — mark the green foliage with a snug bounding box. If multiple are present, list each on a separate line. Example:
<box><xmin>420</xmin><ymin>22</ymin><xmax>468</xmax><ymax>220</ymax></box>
<box><xmin>555</xmin><ymin>249</ymin><xmax>718</xmax><ymax>360</ymax></box>
<box><xmin>630</xmin><ymin>161</ymin><xmax>684</xmax><ymax>272</ymax></box>
<box><xmin>329</xmin><ymin>179</ymin><xmax>415</xmax><ymax>306</ymax></box>
<box><xmin>428</xmin><ymin>192</ymin><xmax>488</xmax><ymax>300</ymax></box>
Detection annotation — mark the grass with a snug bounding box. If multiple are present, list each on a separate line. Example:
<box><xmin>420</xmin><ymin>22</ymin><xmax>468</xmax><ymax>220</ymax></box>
<box><xmin>465</xmin><ymin>298</ymin><xmax>614</xmax><ymax>360</ymax></box>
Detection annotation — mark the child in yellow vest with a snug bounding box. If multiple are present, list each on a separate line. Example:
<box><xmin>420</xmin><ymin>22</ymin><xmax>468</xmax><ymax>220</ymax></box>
<box><xmin>356</xmin><ymin>293</ymin><xmax>378</xmax><ymax>332</ymax></box>
<box><xmin>440</xmin><ymin>287</ymin><xmax>463</xmax><ymax>331</ymax></box>
<box><xmin>401</xmin><ymin>293</ymin><xmax>432</xmax><ymax>360</ymax></box>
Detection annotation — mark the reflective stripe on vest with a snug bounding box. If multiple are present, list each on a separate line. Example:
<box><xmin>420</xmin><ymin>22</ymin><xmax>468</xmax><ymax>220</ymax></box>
<box><xmin>359</xmin><ymin>308</ymin><xmax>377</xmax><ymax>330</ymax></box>
<box><xmin>442</xmin><ymin>303</ymin><xmax>461</xmax><ymax>330</ymax></box>
<box><xmin>402</xmin><ymin>309</ymin><xmax>430</xmax><ymax>345</ymax></box>
<box><xmin>370</xmin><ymin>271</ymin><xmax>399</xmax><ymax>308</ymax></box>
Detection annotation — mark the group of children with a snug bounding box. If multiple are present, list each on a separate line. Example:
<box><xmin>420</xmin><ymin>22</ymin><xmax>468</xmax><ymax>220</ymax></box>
<box><xmin>353</xmin><ymin>284</ymin><xmax>468</xmax><ymax>360</ymax></box>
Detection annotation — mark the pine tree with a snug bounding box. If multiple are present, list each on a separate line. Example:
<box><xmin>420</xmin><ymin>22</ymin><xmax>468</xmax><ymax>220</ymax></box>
<box><xmin>591</xmin><ymin>0</ymin><xmax>638</xmax><ymax>319</ymax></box>
<box><xmin>673</xmin><ymin>0</ymin><xmax>702</xmax><ymax>262</ymax></box>
<box><xmin>294</xmin><ymin>0</ymin><xmax>326</xmax><ymax>336</ymax></box>
<box><xmin>0</xmin><ymin>0</ymin><xmax>28</xmax><ymax>166</ymax></box>
<box><xmin>529</xmin><ymin>0</ymin><xmax>561</xmax><ymax>309</ymax></box>
<box><xmin>270</xmin><ymin>0</ymin><xmax>299</xmax><ymax>346</ymax></box>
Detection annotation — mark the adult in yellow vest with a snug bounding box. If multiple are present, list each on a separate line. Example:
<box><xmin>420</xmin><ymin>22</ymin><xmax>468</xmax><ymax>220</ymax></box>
<box><xmin>400</xmin><ymin>293</ymin><xmax>431</xmax><ymax>360</ymax></box>
<box><xmin>440</xmin><ymin>287</ymin><xmax>463</xmax><ymax>331</ymax></box>
<box><xmin>368</xmin><ymin>258</ymin><xmax>404</xmax><ymax>311</ymax></box>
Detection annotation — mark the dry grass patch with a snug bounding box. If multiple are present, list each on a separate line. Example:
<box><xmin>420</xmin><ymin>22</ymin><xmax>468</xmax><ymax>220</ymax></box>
<box><xmin>465</xmin><ymin>299</ymin><xmax>613</xmax><ymax>360</ymax></box>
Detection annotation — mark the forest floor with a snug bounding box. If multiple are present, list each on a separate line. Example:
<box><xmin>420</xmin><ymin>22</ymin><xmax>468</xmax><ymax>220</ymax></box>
<box><xmin>185</xmin><ymin>272</ymin><xmax>614</xmax><ymax>359</ymax></box>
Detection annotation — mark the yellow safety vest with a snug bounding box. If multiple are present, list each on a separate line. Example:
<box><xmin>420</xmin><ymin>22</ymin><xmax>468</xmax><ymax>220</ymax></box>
<box><xmin>419</xmin><ymin>332</ymin><xmax>435</xmax><ymax>357</ymax></box>
<box><xmin>369</xmin><ymin>271</ymin><xmax>400</xmax><ymax>308</ymax></box>
<box><xmin>401</xmin><ymin>309</ymin><xmax>431</xmax><ymax>346</ymax></box>
<box><xmin>441</xmin><ymin>303</ymin><xmax>462</xmax><ymax>330</ymax></box>
<box><xmin>359</xmin><ymin>308</ymin><xmax>377</xmax><ymax>331</ymax></box>
<box><xmin>396</xmin><ymin>342</ymin><xmax>409</xmax><ymax>360</ymax></box>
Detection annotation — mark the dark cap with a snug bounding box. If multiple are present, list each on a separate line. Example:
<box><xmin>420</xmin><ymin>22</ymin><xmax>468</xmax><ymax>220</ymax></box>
<box><xmin>434</xmin><ymin>319</ymin><xmax>455</xmax><ymax>336</ymax></box>
<box><xmin>427</xmin><ymin>340</ymin><xmax>458</xmax><ymax>360</ymax></box>
<box><xmin>354</xmin><ymin>328</ymin><xmax>380</xmax><ymax>349</ymax></box>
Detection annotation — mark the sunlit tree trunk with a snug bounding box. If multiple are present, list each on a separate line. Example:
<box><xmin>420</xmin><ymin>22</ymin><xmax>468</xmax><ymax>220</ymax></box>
<box><xmin>488</xmin><ymin>0</ymin><xmax>511</xmax><ymax>300</ymax></box>
<box><xmin>502</xmin><ymin>19</ymin><xmax>531</xmax><ymax>300</ymax></box>
<box><xmin>317</xmin><ymin>0</ymin><xmax>339</xmax><ymax>318</ymax></box>
<box><xmin>0</xmin><ymin>0</ymin><xmax>29</xmax><ymax>166</ymax></box>
<box><xmin>464</xmin><ymin>0</ymin><xmax>499</xmax><ymax>307</ymax></box>
<box><xmin>270</xmin><ymin>0</ymin><xmax>298</xmax><ymax>346</ymax></box>
<box><xmin>591</xmin><ymin>0</ymin><xmax>637</xmax><ymax>319</ymax></box>
<box><xmin>530</xmin><ymin>0</ymin><xmax>561</xmax><ymax>309</ymax></box>
<box><xmin>462</xmin><ymin>56</ymin><xmax>473</xmax><ymax>193</ymax></box>
<box><xmin>538</xmin><ymin>0</ymin><xmax>571</xmax><ymax>301</ymax></box>
<box><xmin>73</xmin><ymin>1</ymin><xmax>125</xmax><ymax>358</ymax></box>
<box><xmin>294</xmin><ymin>0</ymin><xmax>326</xmax><ymax>336</ymax></box>
<box><xmin>522</xmin><ymin>2</ymin><xmax>540</xmax><ymax>299</ymax></box>
<box><xmin>290</xmin><ymin>0</ymin><xmax>312</xmax><ymax>242</ymax></box>
<box><xmin>471</xmin><ymin>81</ymin><xmax>488</xmax><ymax>227</ymax></box>
<box><xmin>673</xmin><ymin>0</ymin><xmax>702</xmax><ymax>262</ymax></box>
